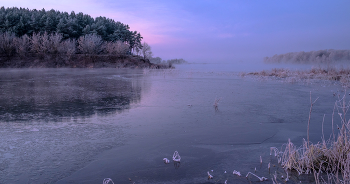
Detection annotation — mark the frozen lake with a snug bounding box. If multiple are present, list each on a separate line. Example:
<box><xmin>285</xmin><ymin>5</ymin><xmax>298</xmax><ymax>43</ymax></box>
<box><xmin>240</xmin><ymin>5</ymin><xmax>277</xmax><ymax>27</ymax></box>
<box><xmin>0</xmin><ymin>64</ymin><xmax>345</xmax><ymax>183</ymax></box>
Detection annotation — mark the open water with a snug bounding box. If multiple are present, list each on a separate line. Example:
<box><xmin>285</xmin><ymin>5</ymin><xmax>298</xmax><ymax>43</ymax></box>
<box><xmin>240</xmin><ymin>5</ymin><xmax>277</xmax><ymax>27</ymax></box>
<box><xmin>0</xmin><ymin>63</ymin><xmax>346</xmax><ymax>183</ymax></box>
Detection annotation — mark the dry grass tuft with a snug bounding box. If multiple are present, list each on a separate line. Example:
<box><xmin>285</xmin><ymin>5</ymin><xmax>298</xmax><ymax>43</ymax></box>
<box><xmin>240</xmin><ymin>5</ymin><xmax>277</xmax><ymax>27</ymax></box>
<box><xmin>271</xmin><ymin>91</ymin><xmax>350</xmax><ymax>183</ymax></box>
<box><xmin>213</xmin><ymin>97</ymin><xmax>221</xmax><ymax>111</ymax></box>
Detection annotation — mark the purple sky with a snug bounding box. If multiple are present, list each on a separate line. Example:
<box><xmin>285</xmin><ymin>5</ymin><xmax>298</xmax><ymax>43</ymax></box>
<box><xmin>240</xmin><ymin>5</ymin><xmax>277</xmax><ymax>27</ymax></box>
<box><xmin>2</xmin><ymin>0</ymin><xmax>350</xmax><ymax>63</ymax></box>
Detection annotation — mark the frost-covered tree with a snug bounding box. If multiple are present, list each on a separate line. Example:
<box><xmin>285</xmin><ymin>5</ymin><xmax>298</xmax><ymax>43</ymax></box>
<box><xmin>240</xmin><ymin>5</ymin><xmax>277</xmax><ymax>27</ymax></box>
<box><xmin>14</xmin><ymin>34</ymin><xmax>30</xmax><ymax>58</ymax></box>
<box><xmin>58</xmin><ymin>38</ymin><xmax>76</xmax><ymax>60</ymax></box>
<box><xmin>30</xmin><ymin>32</ymin><xmax>42</xmax><ymax>54</ymax></box>
<box><xmin>29</xmin><ymin>32</ymin><xmax>63</xmax><ymax>55</ymax></box>
<box><xmin>105</xmin><ymin>40</ymin><xmax>129</xmax><ymax>56</ymax></box>
<box><xmin>141</xmin><ymin>42</ymin><xmax>152</xmax><ymax>60</ymax></box>
<box><xmin>48</xmin><ymin>33</ymin><xmax>63</xmax><ymax>54</ymax></box>
<box><xmin>0</xmin><ymin>6</ymin><xmax>143</xmax><ymax>49</ymax></box>
<box><xmin>77</xmin><ymin>33</ymin><xmax>103</xmax><ymax>55</ymax></box>
<box><xmin>40</xmin><ymin>32</ymin><xmax>50</xmax><ymax>54</ymax></box>
<box><xmin>0</xmin><ymin>32</ymin><xmax>16</xmax><ymax>57</ymax></box>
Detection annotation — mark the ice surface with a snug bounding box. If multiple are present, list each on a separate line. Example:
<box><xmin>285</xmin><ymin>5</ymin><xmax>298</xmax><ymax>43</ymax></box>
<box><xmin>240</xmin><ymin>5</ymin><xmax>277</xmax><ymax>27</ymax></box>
<box><xmin>0</xmin><ymin>66</ymin><xmax>343</xmax><ymax>183</ymax></box>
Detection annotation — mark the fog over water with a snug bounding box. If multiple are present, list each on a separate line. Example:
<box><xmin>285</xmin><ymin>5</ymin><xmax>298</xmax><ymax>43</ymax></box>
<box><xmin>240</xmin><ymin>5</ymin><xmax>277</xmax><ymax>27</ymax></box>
<box><xmin>0</xmin><ymin>64</ymin><xmax>347</xmax><ymax>183</ymax></box>
<box><xmin>0</xmin><ymin>69</ymin><xmax>144</xmax><ymax>121</ymax></box>
<box><xmin>0</xmin><ymin>1</ymin><xmax>349</xmax><ymax>182</ymax></box>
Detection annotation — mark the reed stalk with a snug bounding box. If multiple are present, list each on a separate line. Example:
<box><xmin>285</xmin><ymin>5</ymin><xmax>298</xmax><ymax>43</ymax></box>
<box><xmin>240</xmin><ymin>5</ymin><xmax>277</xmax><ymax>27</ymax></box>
<box><xmin>272</xmin><ymin>91</ymin><xmax>350</xmax><ymax>183</ymax></box>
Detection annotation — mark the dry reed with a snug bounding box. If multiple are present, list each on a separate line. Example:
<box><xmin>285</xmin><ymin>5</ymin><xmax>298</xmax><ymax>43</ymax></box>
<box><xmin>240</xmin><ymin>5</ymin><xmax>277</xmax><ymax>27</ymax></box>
<box><xmin>271</xmin><ymin>91</ymin><xmax>350</xmax><ymax>183</ymax></box>
<box><xmin>243</xmin><ymin>67</ymin><xmax>350</xmax><ymax>86</ymax></box>
<box><xmin>213</xmin><ymin>97</ymin><xmax>221</xmax><ymax>111</ymax></box>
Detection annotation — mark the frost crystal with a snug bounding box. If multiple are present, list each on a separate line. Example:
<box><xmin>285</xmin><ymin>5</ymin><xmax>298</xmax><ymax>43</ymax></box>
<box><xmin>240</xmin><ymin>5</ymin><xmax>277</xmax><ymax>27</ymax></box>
<box><xmin>233</xmin><ymin>170</ymin><xmax>241</xmax><ymax>176</ymax></box>
<box><xmin>207</xmin><ymin>171</ymin><xmax>213</xmax><ymax>179</ymax></box>
<box><xmin>172</xmin><ymin>151</ymin><xmax>181</xmax><ymax>162</ymax></box>
<box><xmin>163</xmin><ymin>158</ymin><xmax>170</xmax><ymax>164</ymax></box>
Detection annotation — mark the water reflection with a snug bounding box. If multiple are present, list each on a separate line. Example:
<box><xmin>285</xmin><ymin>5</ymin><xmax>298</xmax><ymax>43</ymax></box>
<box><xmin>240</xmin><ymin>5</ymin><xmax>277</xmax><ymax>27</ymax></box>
<box><xmin>173</xmin><ymin>161</ymin><xmax>181</xmax><ymax>169</ymax></box>
<box><xmin>0</xmin><ymin>68</ymin><xmax>145</xmax><ymax>121</ymax></box>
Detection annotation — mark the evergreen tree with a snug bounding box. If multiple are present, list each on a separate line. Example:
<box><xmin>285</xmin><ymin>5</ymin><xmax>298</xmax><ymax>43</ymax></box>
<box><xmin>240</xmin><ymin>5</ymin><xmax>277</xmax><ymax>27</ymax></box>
<box><xmin>0</xmin><ymin>6</ymin><xmax>143</xmax><ymax>48</ymax></box>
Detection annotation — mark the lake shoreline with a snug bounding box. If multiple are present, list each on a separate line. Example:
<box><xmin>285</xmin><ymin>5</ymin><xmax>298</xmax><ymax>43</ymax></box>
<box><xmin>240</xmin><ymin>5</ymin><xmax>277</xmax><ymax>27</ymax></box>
<box><xmin>241</xmin><ymin>67</ymin><xmax>350</xmax><ymax>85</ymax></box>
<box><xmin>0</xmin><ymin>54</ymin><xmax>172</xmax><ymax>69</ymax></box>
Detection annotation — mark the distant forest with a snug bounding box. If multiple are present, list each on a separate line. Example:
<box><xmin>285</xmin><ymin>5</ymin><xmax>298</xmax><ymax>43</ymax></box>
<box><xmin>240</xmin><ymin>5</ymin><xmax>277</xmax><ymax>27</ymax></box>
<box><xmin>264</xmin><ymin>49</ymin><xmax>350</xmax><ymax>64</ymax></box>
<box><xmin>0</xmin><ymin>6</ymin><xmax>169</xmax><ymax>68</ymax></box>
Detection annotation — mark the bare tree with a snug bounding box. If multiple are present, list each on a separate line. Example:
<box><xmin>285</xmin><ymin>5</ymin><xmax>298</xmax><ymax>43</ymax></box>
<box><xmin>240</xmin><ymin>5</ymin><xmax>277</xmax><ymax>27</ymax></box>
<box><xmin>0</xmin><ymin>32</ymin><xmax>16</xmax><ymax>57</ymax></box>
<box><xmin>48</xmin><ymin>33</ymin><xmax>63</xmax><ymax>54</ymax></box>
<box><xmin>141</xmin><ymin>42</ymin><xmax>153</xmax><ymax>60</ymax></box>
<box><xmin>133</xmin><ymin>45</ymin><xmax>141</xmax><ymax>56</ymax></box>
<box><xmin>105</xmin><ymin>41</ymin><xmax>129</xmax><ymax>56</ymax></box>
<box><xmin>58</xmin><ymin>39</ymin><xmax>76</xmax><ymax>60</ymax></box>
<box><xmin>30</xmin><ymin>32</ymin><xmax>42</xmax><ymax>54</ymax></box>
<box><xmin>14</xmin><ymin>34</ymin><xmax>30</xmax><ymax>58</ymax></box>
<box><xmin>30</xmin><ymin>32</ymin><xmax>53</xmax><ymax>57</ymax></box>
<box><xmin>39</xmin><ymin>32</ymin><xmax>50</xmax><ymax>55</ymax></box>
<box><xmin>77</xmin><ymin>34</ymin><xmax>103</xmax><ymax>55</ymax></box>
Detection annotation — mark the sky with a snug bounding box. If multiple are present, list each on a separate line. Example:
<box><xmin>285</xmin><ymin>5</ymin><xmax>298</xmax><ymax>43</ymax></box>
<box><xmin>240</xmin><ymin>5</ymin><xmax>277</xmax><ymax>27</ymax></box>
<box><xmin>1</xmin><ymin>0</ymin><xmax>350</xmax><ymax>63</ymax></box>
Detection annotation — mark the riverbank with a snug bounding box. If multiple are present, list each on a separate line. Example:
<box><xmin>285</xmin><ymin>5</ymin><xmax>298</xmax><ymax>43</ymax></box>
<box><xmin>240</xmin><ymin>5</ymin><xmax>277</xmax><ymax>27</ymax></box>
<box><xmin>0</xmin><ymin>54</ymin><xmax>172</xmax><ymax>69</ymax></box>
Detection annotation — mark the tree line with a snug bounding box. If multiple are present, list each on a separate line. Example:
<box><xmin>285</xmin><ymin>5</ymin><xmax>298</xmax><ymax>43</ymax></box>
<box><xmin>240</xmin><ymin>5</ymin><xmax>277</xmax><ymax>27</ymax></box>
<box><xmin>0</xmin><ymin>6</ymin><xmax>142</xmax><ymax>53</ymax></box>
<box><xmin>0</xmin><ymin>31</ymin><xmax>129</xmax><ymax>59</ymax></box>
<box><xmin>264</xmin><ymin>49</ymin><xmax>350</xmax><ymax>64</ymax></box>
<box><xmin>0</xmin><ymin>7</ymin><xmax>169</xmax><ymax>68</ymax></box>
<box><xmin>0</xmin><ymin>31</ymin><xmax>160</xmax><ymax>68</ymax></box>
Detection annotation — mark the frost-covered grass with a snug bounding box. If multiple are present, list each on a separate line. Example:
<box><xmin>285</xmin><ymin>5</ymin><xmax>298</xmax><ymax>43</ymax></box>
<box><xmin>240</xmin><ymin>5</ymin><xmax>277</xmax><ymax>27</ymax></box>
<box><xmin>271</xmin><ymin>92</ymin><xmax>350</xmax><ymax>183</ymax></box>
<box><xmin>213</xmin><ymin>97</ymin><xmax>221</xmax><ymax>110</ymax></box>
<box><xmin>241</xmin><ymin>67</ymin><xmax>350</xmax><ymax>86</ymax></box>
